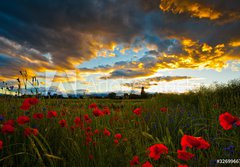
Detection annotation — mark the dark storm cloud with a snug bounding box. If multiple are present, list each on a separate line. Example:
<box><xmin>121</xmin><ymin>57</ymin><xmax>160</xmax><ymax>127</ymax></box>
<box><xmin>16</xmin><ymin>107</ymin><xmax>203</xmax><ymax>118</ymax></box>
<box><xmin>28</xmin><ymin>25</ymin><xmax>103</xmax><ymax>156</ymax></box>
<box><xmin>0</xmin><ymin>0</ymin><xmax>240</xmax><ymax>80</ymax></box>
<box><xmin>100</xmin><ymin>69</ymin><xmax>147</xmax><ymax>79</ymax></box>
<box><xmin>0</xmin><ymin>54</ymin><xmax>16</xmax><ymax>67</ymax></box>
<box><xmin>0</xmin><ymin>36</ymin><xmax>54</xmax><ymax>79</ymax></box>
<box><xmin>0</xmin><ymin>0</ymin><xmax>146</xmax><ymax>76</ymax></box>
<box><xmin>122</xmin><ymin>76</ymin><xmax>194</xmax><ymax>89</ymax></box>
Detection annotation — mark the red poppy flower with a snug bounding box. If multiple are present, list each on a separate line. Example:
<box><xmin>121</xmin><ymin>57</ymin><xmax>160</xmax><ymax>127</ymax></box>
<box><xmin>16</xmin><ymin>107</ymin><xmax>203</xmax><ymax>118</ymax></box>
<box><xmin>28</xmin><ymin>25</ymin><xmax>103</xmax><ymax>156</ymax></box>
<box><xmin>89</xmin><ymin>103</ymin><xmax>97</xmax><ymax>109</ymax></box>
<box><xmin>86</xmin><ymin>137</ymin><xmax>93</xmax><ymax>145</ymax></box>
<box><xmin>114</xmin><ymin>133</ymin><xmax>122</xmax><ymax>139</ymax></box>
<box><xmin>20</xmin><ymin>98</ymin><xmax>39</xmax><ymax>110</ymax></box>
<box><xmin>59</xmin><ymin>119</ymin><xmax>67</xmax><ymax>127</ymax></box>
<box><xmin>94</xmin><ymin>129</ymin><xmax>100</xmax><ymax>134</ymax></box>
<box><xmin>20</xmin><ymin>103</ymin><xmax>31</xmax><ymax>111</ymax></box>
<box><xmin>133</xmin><ymin>108</ymin><xmax>142</xmax><ymax>116</ymax></box>
<box><xmin>3</xmin><ymin>119</ymin><xmax>14</xmax><ymax>126</ymax></box>
<box><xmin>142</xmin><ymin>161</ymin><xmax>153</xmax><ymax>167</ymax></box>
<box><xmin>47</xmin><ymin>111</ymin><xmax>58</xmax><ymax>118</ymax></box>
<box><xmin>0</xmin><ymin>140</ymin><xmax>3</xmax><ymax>150</ymax></box>
<box><xmin>93</xmin><ymin>108</ymin><xmax>104</xmax><ymax>117</ymax></box>
<box><xmin>130</xmin><ymin>156</ymin><xmax>140</xmax><ymax>166</ymax></box>
<box><xmin>32</xmin><ymin>128</ymin><xmax>39</xmax><ymax>136</ymax></box>
<box><xmin>85</xmin><ymin>126</ymin><xmax>92</xmax><ymax>132</ymax></box>
<box><xmin>89</xmin><ymin>154</ymin><xmax>93</xmax><ymax>160</ymax></box>
<box><xmin>24</xmin><ymin>128</ymin><xmax>32</xmax><ymax>136</ymax></box>
<box><xmin>114</xmin><ymin>139</ymin><xmax>119</xmax><ymax>145</ymax></box>
<box><xmin>84</xmin><ymin>114</ymin><xmax>92</xmax><ymax>124</ymax></box>
<box><xmin>219</xmin><ymin>112</ymin><xmax>240</xmax><ymax>130</ymax></box>
<box><xmin>17</xmin><ymin>116</ymin><xmax>30</xmax><ymax>125</ymax></box>
<box><xmin>33</xmin><ymin>113</ymin><xmax>44</xmax><ymax>120</ymax></box>
<box><xmin>160</xmin><ymin>107</ymin><xmax>168</xmax><ymax>112</ymax></box>
<box><xmin>148</xmin><ymin>143</ymin><xmax>168</xmax><ymax>160</ymax></box>
<box><xmin>103</xmin><ymin>128</ymin><xmax>111</xmax><ymax>136</ymax></box>
<box><xmin>103</xmin><ymin>107</ymin><xmax>110</xmax><ymax>115</ymax></box>
<box><xmin>177</xmin><ymin>149</ymin><xmax>195</xmax><ymax>161</ymax></box>
<box><xmin>85</xmin><ymin>131</ymin><xmax>93</xmax><ymax>137</ymax></box>
<box><xmin>27</xmin><ymin>98</ymin><xmax>39</xmax><ymax>105</ymax></box>
<box><xmin>123</xmin><ymin>138</ymin><xmax>128</xmax><ymax>142</ymax></box>
<box><xmin>24</xmin><ymin>127</ymin><xmax>38</xmax><ymax>137</ymax></box>
<box><xmin>181</xmin><ymin>135</ymin><xmax>210</xmax><ymax>150</ymax></box>
<box><xmin>74</xmin><ymin>117</ymin><xmax>81</xmax><ymax>126</ymax></box>
<box><xmin>178</xmin><ymin>164</ymin><xmax>188</xmax><ymax>167</ymax></box>
<box><xmin>2</xmin><ymin>124</ymin><xmax>15</xmax><ymax>134</ymax></box>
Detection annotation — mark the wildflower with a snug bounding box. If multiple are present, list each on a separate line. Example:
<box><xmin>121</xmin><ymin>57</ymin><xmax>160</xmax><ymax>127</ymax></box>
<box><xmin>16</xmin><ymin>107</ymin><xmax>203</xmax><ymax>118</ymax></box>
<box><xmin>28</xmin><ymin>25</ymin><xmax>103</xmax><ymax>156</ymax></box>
<box><xmin>133</xmin><ymin>108</ymin><xmax>141</xmax><ymax>116</ymax></box>
<box><xmin>103</xmin><ymin>107</ymin><xmax>110</xmax><ymax>115</ymax></box>
<box><xmin>0</xmin><ymin>140</ymin><xmax>2</xmax><ymax>150</ymax></box>
<box><xmin>114</xmin><ymin>133</ymin><xmax>122</xmax><ymax>139</ymax></box>
<box><xmin>84</xmin><ymin>114</ymin><xmax>92</xmax><ymax>124</ymax></box>
<box><xmin>142</xmin><ymin>161</ymin><xmax>153</xmax><ymax>167</ymax></box>
<box><xmin>74</xmin><ymin>117</ymin><xmax>82</xmax><ymax>127</ymax></box>
<box><xmin>94</xmin><ymin>129</ymin><xmax>99</xmax><ymax>134</ymax></box>
<box><xmin>147</xmin><ymin>143</ymin><xmax>168</xmax><ymax>160</ymax></box>
<box><xmin>123</xmin><ymin>138</ymin><xmax>128</xmax><ymax>142</ymax></box>
<box><xmin>89</xmin><ymin>154</ymin><xmax>93</xmax><ymax>160</ymax></box>
<box><xmin>85</xmin><ymin>131</ymin><xmax>93</xmax><ymax>137</ymax></box>
<box><xmin>27</xmin><ymin>98</ymin><xmax>39</xmax><ymax>105</ymax></box>
<box><xmin>219</xmin><ymin>112</ymin><xmax>240</xmax><ymax>130</ymax></box>
<box><xmin>85</xmin><ymin>126</ymin><xmax>92</xmax><ymax>132</ymax></box>
<box><xmin>20</xmin><ymin>98</ymin><xmax>39</xmax><ymax>110</ymax></box>
<box><xmin>17</xmin><ymin>116</ymin><xmax>30</xmax><ymax>125</ymax></box>
<box><xmin>114</xmin><ymin>139</ymin><xmax>119</xmax><ymax>145</ymax></box>
<box><xmin>2</xmin><ymin>124</ymin><xmax>15</xmax><ymax>134</ymax></box>
<box><xmin>24</xmin><ymin>128</ymin><xmax>31</xmax><ymax>136</ymax></box>
<box><xmin>93</xmin><ymin>108</ymin><xmax>104</xmax><ymax>117</ymax></box>
<box><xmin>103</xmin><ymin>128</ymin><xmax>111</xmax><ymax>136</ymax></box>
<box><xmin>3</xmin><ymin>119</ymin><xmax>14</xmax><ymax>126</ymax></box>
<box><xmin>130</xmin><ymin>156</ymin><xmax>140</xmax><ymax>166</ymax></box>
<box><xmin>47</xmin><ymin>111</ymin><xmax>58</xmax><ymax>118</ymax></box>
<box><xmin>59</xmin><ymin>119</ymin><xmax>67</xmax><ymax>127</ymax></box>
<box><xmin>86</xmin><ymin>137</ymin><xmax>93</xmax><ymax>145</ymax></box>
<box><xmin>89</xmin><ymin>103</ymin><xmax>97</xmax><ymax>109</ymax></box>
<box><xmin>144</xmin><ymin>112</ymin><xmax>151</xmax><ymax>122</ymax></box>
<box><xmin>224</xmin><ymin>145</ymin><xmax>235</xmax><ymax>155</ymax></box>
<box><xmin>181</xmin><ymin>135</ymin><xmax>210</xmax><ymax>150</ymax></box>
<box><xmin>177</xmin><ymin>149</ymin><xmax>195</xmax><ymax>161</ymax></box>
<box><xmin>20</xmin><ymin>103</ymin><xmax>31</xmax><ymax>110</ymax></box>
<box><xmin>0</xmin><ymin>115</ymin><xmax>4</xmax><ymax>121</ymax></box>
<box><xmin>160</xmin><ymin>107</ymin><xmax>168</xmax><ymax>112</ymax></box>
<box><xmin>178</xmin><ymin>164</ymin><xmax>188</xmax><ymax>167</ymax></box>
<box><xmin>33</xmin><ymin>113</ymin><xmax>44</xmax><ymax>120</ymax></box>
<box><xmin>32</xmin><ymin>128</ymin><xmax>39</xmax><ymax>136</ymax></box>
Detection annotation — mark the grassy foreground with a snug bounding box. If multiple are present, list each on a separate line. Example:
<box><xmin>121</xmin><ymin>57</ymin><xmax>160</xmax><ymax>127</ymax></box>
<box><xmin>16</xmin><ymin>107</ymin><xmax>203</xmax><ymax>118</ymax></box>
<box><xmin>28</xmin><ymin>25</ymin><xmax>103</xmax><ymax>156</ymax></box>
<box><xmin>0</xmin><ymin>80</ymin><xmax>240</xmax><ymax>167</ymax></box>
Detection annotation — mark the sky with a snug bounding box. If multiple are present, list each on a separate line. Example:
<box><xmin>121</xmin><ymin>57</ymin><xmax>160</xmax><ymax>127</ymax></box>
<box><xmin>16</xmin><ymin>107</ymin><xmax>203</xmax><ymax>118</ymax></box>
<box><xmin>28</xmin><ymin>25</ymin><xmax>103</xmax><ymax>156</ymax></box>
<box><xmin>0</xmin><ymin>0</ymin><xmax>240</xmax><ymax>95</ymax></box>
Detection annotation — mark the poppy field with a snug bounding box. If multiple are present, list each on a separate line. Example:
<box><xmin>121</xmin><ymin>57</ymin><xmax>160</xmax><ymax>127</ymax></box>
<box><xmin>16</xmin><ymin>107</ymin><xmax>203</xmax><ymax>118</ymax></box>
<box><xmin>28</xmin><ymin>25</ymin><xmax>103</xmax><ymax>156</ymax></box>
<box><xmin>0</xmin><ymin>81</ymin><xmax>240</xmax><ymax>167</ymax></box>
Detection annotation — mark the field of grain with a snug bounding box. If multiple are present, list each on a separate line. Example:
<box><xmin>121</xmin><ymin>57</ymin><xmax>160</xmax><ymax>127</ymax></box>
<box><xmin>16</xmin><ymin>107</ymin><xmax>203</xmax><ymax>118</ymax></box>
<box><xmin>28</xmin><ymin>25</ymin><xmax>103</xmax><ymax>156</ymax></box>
<box><xmin>0</xmin><ymin>80</ymin><xmax>240</xmax><ymax>167</ymax></box>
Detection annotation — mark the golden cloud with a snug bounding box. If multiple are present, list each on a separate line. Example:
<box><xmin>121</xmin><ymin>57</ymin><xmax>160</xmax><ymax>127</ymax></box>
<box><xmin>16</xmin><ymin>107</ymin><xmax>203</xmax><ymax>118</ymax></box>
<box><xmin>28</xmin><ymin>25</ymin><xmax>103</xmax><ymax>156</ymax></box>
<box><xmin>229</xmin><ymin>40</ymin><xmax>240</xmax><ymax>47</ymax></box>
<box><xmin>80</xmin><ymin>36</ymin><xmax>240</xmax><ymax>80</ymax></box>
<box><xmin>159</xmin><ymin>0</ymin><xmax>240</xmax><ymax>23</ymax></box>
<box><xmin>122</xmin><ymin>76</ymin><xmax>194</xmax><ymax>89</ymax></box>
<box><xmin>159</xmin><ymin>0</ymin><xmax>221</xmax><ymax>20</ymax></box>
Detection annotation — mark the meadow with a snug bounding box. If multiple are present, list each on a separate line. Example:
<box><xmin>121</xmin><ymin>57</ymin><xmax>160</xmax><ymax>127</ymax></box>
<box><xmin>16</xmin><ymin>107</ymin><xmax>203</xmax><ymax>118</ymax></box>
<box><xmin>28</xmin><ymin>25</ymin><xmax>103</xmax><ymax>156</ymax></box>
<box><xmin>0</xmin><ymin>79</ymin><xmax>240</xmax><ymax>167</ymax></box>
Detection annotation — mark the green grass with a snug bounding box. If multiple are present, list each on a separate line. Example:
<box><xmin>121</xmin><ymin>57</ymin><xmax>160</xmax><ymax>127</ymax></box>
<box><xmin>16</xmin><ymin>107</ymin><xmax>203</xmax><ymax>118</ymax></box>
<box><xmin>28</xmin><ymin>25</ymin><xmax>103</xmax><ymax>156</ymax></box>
<box><xmin>0</xmin><ymin>79</ymin><xmax>240</xmax><ymax>167</ymax></box>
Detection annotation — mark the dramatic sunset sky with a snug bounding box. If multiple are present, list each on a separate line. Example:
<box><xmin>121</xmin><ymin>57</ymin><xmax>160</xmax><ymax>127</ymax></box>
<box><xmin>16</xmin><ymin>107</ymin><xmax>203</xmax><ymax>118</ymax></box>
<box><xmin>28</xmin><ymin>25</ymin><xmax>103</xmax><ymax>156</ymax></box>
<box><xmin>0</xmin><ymin>0</ymin><xmax>240</xmax><ymax>94</ymax></box>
